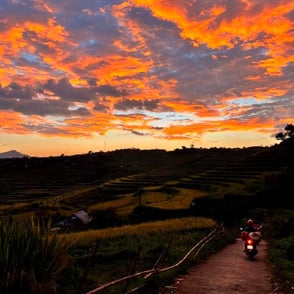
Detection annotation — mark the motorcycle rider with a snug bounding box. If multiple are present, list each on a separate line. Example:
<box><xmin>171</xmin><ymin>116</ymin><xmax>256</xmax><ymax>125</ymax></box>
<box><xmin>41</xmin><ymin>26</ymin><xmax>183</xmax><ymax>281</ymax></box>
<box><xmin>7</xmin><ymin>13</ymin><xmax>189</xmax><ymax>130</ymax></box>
<box><xmin>241</xmin><ymin>219</ymin><xmax>261</xmax><ymax>251</ymax></box>
<box><xmin>243</xmin><ymin>219</ymin><xmax>256</xmax><ymax>233</ymax></box>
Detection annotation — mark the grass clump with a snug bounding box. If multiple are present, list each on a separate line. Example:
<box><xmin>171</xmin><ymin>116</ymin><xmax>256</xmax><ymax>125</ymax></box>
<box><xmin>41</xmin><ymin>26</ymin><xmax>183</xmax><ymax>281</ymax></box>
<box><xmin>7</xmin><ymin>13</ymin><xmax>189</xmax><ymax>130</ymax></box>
<box><xmin>0</xmin><ymin>217</ymin><xmax>71</xmax><ymax>294</ymax></box>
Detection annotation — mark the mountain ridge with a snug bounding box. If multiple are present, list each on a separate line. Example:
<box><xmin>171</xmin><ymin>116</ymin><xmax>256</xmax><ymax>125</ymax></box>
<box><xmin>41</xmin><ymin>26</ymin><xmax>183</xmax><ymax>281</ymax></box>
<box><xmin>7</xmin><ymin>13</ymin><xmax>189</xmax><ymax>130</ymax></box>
<box><xmin>0</xmin><ymin>150</ymin><xmax>29</xmax><ymax>159</ymax></box>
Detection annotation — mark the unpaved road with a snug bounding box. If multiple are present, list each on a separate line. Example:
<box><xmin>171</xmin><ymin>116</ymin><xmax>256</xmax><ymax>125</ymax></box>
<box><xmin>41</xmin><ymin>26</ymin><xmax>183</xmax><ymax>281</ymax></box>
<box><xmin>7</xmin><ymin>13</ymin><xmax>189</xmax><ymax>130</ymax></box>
<box><xmin>160</xmin><ymin>238</ymin><xmax>279</xmax><ymax>294</ymax></box>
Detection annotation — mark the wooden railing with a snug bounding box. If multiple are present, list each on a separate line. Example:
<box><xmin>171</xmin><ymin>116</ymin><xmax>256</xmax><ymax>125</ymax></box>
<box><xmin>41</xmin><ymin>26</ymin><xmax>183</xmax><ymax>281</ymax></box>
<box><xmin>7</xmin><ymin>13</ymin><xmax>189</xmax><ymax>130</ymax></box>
<box><xmin>86</xmin><ymin>224</ymin><xmax>224</xmax><ymax>294</ymax></box>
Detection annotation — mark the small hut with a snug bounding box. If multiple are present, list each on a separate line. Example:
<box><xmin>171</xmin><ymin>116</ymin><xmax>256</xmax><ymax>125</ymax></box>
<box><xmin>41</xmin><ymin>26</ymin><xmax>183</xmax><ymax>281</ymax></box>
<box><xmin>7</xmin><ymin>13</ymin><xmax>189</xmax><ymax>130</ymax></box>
<box><xmin>51</xmin><ymin>210</ymin><xmax>93</xmax><ymax>231</ymax></box>
<box><xmin>69</xmin><ymin>210</ymin><xmax>93</xmax><ymax>225</ymax></box>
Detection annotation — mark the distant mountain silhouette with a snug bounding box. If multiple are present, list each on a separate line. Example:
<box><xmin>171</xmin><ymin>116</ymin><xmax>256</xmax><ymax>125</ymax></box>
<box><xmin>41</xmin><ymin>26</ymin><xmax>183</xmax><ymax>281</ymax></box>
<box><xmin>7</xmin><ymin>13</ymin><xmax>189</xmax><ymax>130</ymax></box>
<box><xmin>0</xmin><ymin>150</ymin><xmax>29</xmax><ymax>159</ymax></box>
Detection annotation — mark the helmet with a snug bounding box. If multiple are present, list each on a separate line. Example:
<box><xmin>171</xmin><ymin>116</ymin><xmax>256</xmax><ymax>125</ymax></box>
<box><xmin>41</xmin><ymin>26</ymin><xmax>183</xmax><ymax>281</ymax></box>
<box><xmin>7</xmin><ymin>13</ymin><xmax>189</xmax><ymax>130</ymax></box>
<box><xmin>246</xmin><ymin>219</ymin><xmax>254</xmax><ymax>226</ymax></box>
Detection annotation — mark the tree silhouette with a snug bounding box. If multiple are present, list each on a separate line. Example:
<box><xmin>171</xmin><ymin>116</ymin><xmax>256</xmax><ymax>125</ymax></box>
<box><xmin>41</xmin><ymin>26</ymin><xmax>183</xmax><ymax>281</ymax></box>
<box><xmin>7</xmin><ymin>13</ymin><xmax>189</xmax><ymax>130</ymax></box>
<box><xmin>275</xmin><ymin>124</ymin><xmax>294</xmax><ymax>141</ymax></box>
<box><xmin>285</xmin><ymin>124</ymin><xmax>294</xmax><ymax>138</ymax></box>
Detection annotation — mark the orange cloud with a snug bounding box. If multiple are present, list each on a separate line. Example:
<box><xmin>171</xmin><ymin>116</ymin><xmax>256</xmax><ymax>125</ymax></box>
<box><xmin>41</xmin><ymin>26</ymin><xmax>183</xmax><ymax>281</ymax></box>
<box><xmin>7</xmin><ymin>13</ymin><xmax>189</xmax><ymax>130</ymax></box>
<box><xmin>0</xmin><ymin>111</ymin><xmax>27</xmax><ymax>134</ymax></box>
<box><xmin>0</xmin><ymin>18</ymin><xmax>75</xmax><ymax>86</ymax></box>
<box><xmin>60</xmin><ymin>110</ymin><xmax>157</xmax><ymax>138</ymax></box>
<box><xmin>163</xmin><ymin>116</ymin><xmax>277</xmax><ymax>139</ymax></box>
<box><xmin>130</xmin><ymin>0</ymin><xmax>294</xmax><ymax>75</ymax></box>
<box><xmin>164</xmin><ymin>100</ymin><xmax>219</xmax><ymax>118</ymax></box>
<box><xmin>242</xmin><ymin>86</ymin><xmax>288</xmax><ymax>100</ymax></box>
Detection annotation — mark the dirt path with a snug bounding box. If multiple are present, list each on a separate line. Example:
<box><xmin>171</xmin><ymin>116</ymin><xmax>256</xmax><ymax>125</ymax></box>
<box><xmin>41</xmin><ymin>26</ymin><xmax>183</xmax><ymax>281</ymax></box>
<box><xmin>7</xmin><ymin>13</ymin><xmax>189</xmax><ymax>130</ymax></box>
<box><xmin>160</xmin><ymin>238</ymin><xmax>277</xmax><ymax>294</ymax></box>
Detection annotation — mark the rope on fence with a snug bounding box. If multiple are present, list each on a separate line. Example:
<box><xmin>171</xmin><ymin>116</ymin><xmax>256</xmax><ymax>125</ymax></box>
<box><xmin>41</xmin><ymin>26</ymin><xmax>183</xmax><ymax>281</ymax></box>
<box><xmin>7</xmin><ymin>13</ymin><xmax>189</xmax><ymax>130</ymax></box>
<box><xmin>86</xmin><ymin>224</ymin><xmax>224</xmax><ymax>294</ymax></box>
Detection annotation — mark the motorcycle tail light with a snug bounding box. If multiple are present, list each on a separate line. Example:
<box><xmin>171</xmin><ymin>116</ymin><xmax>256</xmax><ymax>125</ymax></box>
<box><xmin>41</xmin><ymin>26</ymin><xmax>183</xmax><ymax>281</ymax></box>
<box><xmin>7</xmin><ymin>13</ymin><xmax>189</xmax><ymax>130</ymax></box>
<box><xmin>247</xmin><ymin>239</ymin><xmax>252</xmax><ymax>244</ymax></box>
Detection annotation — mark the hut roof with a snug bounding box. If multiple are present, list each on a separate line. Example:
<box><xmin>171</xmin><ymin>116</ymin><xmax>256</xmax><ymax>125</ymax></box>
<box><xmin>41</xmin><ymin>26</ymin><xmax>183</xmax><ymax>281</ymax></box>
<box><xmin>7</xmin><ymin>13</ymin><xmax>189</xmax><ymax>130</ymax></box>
<box><xmin>71</xmin><ymin>210</ymin><xmax>93</xmax><ymax>224</ymax></box>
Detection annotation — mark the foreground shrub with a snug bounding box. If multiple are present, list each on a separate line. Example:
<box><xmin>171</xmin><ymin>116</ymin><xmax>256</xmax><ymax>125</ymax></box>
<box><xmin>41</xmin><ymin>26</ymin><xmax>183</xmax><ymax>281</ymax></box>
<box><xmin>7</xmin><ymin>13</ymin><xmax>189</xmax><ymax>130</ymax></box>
<box><xmin>0</xmin><ymin>218</ymin><xmax>71</xmax><ymax>294</ymax></box>
<box><xmin>263</xmin><ymin>210</ymin><xmax>294</xmax><ymax>293</ymax></box>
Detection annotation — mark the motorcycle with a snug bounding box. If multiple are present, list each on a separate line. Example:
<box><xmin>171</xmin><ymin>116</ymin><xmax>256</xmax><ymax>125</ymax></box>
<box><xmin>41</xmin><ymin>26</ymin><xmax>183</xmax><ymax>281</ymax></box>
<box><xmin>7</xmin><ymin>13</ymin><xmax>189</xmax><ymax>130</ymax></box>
<box><xmin>244</xmin><ymin>232</ymin><xmax>259</xmax><ymax>259</ymax></box>
<box><xmin>240</xmin><ymin>228</ymin><xmax>262</xmax><ymax>259</ymax></box>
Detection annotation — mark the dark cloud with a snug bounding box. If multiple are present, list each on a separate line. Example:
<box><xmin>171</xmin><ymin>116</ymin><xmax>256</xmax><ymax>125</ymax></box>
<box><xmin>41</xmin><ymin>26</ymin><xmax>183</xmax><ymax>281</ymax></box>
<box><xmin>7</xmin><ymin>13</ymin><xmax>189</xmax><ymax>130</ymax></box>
<box><xmin>172</xmin><ymin>44</ymin><xmax>272</xmax><ymax>103</ymax></box>
<box><xmin>114</xmin><ymin>99</ymin><xmax>160</xmax><ymax>111</ymax></box>
<box><xmin>152</xmin><ymin>126</ymin><xmax>164</xmax><ymax>130</ymax></box>
<box><xmin>0</xmin><ymin>0</ymin><xmax>50</xmax><ymax>26</ymax></box>
<box><xmin>127</xmin><ymin>129</ymin><xmax>146</xmax><ymax>136</ymax></box>
<box><xmin>127</xmin><ymin>6</ymin><xmax>176</xmax><ymax>29</ymax></box>
<box><xmin>282</xmin><ymin>62</ymin><xmax>294</xmax><ymax>78</ymax></box>
<box><xmin>115</xmin><ymin>99</ymin><xmax>142</xmax><ymax>110</ymax></box>
<box><xmin>22</xmin><ymin>30</ymin><xmax>60</xmax><ymax>56</ymax></box>
<box><xmin>87</xmin><ymin>78</ymin><xmax>98</xmax><ymax>86</ymax></box>
<box><xmin>286</xmin><ymin>9</ymin><xmax>294</xmax><ymax>21</ymax></box>
<box><xmin>0</xmin><ymin>79</ymin><xmax>127</xmax><ymax>116</ymax></box>
<box><xmin>71</xmin><ymin>107</ymin><xmax>90</xmax><ymax>116</ymax></box>
<box><xmin>48</xmin><ymin>1</ymin><xmax>122</xmax><ymax>56</ymax></box>
<box><xmin>93</xmin><ymin>102</ymin><xmax>108</xmax><ymax>112</ymax></box>
<box><xmin>214</xmin><ymin>0</ymin><xmax>247</xmax><ymax>25</ymax></box>
<box><xmin>95</xmin><ymin>84</ymin><xmax>127</xmax><ymax>97</ymax></box>
<box><xmin>143</xmin><ymin>99</ymin><xmax>160</xmax><ymax>111</ymax></box>
<box><xmin>44</xmin><ymin>78</ymin><xmax>95</xmax><ymax>102</ymax></box>
<box><xmin>13</xmin><ymin>99</ymin><xmax>70</xmax><ymax>116</ymax></box>
<box><xmin>0</xmin><ymin>82</ymin><xmax>34</xmax><ymax>100</ymax></box>
<box><xmin>0</xmin><ymin>81</ymin><xmax>90</xmax><ymax>116</ymax></box>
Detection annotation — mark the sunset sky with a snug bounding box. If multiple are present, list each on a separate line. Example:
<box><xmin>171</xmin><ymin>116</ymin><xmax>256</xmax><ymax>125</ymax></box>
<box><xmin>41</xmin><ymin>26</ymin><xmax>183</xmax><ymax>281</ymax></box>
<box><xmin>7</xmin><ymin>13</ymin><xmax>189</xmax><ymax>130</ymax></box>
<box><xmin>0</xmin><ymin>0</ymin><xmax>293</xmax><ymax>157</ymax></box>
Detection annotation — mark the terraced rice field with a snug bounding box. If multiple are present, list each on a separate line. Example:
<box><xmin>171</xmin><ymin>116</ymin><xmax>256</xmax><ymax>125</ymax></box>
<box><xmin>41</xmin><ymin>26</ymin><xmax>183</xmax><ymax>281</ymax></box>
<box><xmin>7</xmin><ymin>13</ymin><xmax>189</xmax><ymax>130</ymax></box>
<box><xmin>0</xmin><ymin>144</ymin><xmax>290</xmax><ymax>219</ymax></box>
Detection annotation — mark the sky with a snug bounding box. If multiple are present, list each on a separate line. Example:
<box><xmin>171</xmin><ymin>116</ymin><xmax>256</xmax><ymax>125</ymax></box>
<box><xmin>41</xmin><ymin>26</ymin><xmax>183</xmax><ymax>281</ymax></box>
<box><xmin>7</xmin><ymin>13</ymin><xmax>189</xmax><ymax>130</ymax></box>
<box><xmin>0</xmin><ymin>0</ymin><xmax>293</xmax><ymax>157</ymax></box>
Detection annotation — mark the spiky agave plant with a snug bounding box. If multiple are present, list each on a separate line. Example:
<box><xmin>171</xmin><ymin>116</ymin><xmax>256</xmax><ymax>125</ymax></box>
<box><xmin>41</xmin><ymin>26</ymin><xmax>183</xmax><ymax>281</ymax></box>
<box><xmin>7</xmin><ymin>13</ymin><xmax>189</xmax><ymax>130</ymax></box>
<box><xmin>0</xmin><ymin>217</ymin><xmax>71</xmax><ymax>294</ymax></box>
